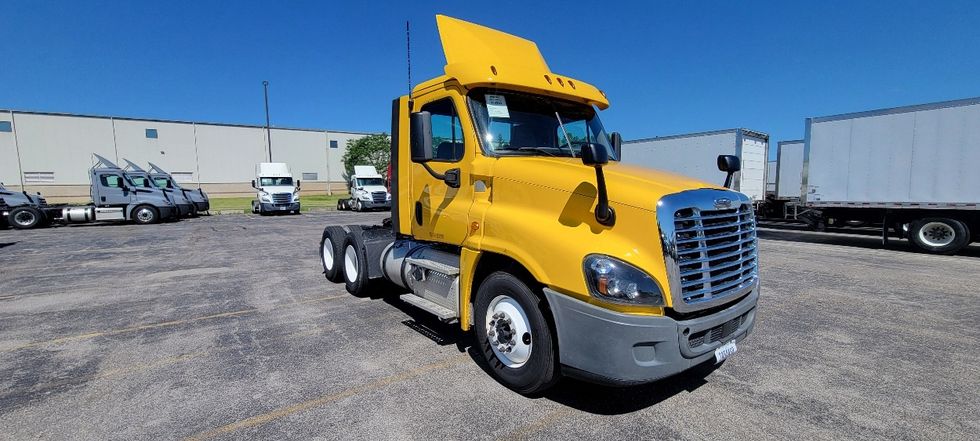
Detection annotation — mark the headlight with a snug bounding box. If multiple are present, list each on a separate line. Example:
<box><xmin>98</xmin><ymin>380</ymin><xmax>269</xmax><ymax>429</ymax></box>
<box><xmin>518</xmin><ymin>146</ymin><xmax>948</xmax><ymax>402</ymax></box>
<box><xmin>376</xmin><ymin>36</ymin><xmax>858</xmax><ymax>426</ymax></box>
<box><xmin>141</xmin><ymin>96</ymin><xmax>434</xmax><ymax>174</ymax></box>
<box><xmin>583</xmin><ymin>255</ymin><xmax>663</xmax><ymax>305</ymax></box>
<box><xmin>386</xmin><ymin>193</ymin><xmax>391</xmax><ymax>200</ymax></box>
<box><xmin>292</xmin><ymin>192</ymin><xmax>300</xmax><ymax>202</ymax></box>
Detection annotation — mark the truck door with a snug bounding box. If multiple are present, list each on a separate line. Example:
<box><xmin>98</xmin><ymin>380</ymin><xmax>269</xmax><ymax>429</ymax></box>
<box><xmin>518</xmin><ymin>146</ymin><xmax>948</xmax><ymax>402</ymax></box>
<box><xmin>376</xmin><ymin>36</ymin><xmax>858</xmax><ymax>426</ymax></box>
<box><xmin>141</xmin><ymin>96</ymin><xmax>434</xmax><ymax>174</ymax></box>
<box><xmin>410</xmin><ymin>93</ymin><xmax>473</xmax><ymax>244</ymax></box>
<box><xmin>96</xmin><ymin>172</ymin><xmax>132</xmax><ymax>206</ymax></box>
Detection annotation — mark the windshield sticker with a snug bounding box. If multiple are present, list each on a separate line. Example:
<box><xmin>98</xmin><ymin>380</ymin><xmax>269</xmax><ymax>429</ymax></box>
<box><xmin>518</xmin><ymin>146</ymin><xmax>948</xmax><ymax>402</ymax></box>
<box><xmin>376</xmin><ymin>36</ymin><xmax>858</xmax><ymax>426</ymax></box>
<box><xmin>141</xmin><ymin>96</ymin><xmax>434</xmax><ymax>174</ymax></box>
<box><xmin>485</xmin><ymin>94</ymin><xmax>510</xmax><ymax>118</ymax></box>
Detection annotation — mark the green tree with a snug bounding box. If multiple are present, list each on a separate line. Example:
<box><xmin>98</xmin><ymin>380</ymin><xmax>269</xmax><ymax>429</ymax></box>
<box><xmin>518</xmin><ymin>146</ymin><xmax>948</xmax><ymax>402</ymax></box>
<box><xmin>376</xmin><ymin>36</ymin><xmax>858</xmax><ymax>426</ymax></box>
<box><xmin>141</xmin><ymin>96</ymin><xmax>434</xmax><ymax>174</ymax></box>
<box><xmin>341</xmin><ymin>133</ymin><xmax>390</xmax><ymax>181</ymax></box>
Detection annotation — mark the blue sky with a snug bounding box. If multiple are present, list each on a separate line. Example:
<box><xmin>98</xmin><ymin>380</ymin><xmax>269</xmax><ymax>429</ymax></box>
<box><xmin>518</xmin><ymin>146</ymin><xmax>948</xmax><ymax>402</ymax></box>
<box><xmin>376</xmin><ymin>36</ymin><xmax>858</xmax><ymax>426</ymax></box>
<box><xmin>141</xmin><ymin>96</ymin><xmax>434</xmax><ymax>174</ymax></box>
<box><xmin>2</xmin><ymin>1</ymin><xmax>978</xmax><ymax>160</ymax></box>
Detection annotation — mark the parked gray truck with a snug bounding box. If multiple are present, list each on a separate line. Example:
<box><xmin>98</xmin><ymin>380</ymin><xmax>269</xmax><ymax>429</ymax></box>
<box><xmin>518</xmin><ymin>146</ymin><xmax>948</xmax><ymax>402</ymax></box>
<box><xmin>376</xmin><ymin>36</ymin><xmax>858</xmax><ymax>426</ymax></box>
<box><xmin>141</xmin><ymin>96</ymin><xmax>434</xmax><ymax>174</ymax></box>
<box><xmin>1</xmin><ymin>154</ymin><xmax>178</xmax><ymax>229</ymax></box>
<box><xmin>147</xmin><ymin>162</ymin><xmax>210</xmax><ymax>213</ymax></box>
<box><xmin>123</xmin><ymin>159</ymin><xmax>195</xmax><ymax>217</ymax></box>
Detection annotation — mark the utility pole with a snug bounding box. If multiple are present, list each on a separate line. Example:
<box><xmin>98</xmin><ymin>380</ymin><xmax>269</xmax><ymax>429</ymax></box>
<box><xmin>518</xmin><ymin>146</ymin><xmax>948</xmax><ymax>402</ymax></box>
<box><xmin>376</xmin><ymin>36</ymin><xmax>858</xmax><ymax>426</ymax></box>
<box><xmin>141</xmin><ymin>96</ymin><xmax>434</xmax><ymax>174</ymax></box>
<box><xmin>263</xmin><ymin>80</ymin><xmax>272</xmax><ymax>162</ymax></box>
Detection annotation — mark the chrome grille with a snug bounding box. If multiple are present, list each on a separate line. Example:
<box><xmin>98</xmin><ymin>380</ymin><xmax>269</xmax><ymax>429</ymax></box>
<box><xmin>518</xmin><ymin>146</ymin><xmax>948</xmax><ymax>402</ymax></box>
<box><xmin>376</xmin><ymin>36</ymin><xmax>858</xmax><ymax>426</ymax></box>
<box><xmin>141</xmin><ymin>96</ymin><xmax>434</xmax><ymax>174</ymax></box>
<box><xmin>272</xmin><ymin>193</ymin><xmax>292</xmax><ymax>204</ymax></box>
<box><xmin>657</xmin><ymin>190</ymin><xmax>758</xmax><ymax>313</ymax></box>
<box><xmin>371</xmin><ymin>191</ymin><xmax>386</xmax><ymax>203</ymax></box>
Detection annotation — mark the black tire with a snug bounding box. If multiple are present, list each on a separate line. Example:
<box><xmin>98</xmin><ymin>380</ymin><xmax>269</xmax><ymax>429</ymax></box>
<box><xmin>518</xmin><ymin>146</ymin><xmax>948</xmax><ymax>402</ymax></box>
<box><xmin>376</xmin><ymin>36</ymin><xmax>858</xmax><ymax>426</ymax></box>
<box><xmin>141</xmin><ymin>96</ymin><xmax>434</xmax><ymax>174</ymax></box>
<box><xmin>8</xmin><ymin>206</ymin><xmax>44</xmax><ymax>230</ymax></box>
<box><xmin>131</xmin><ymin>205</ymin><xmax>159</xmax><ymax>225</ymax></box>
<box><xmin>473</xmin><ymin>271</ymin><xmax>559</xmax><ymax>394</ymax></box>
<box><xmin>352</xmin><ymin>199</ymin><xmax>362</xmax><ymax>212</ymax></box>
<box><xmin>909</xmin><ymin>217</ymin><xmax>970</xmax><ymax>255</ymax></box>
<box><xmin>337</xmin><ymin>199</ymin><xmax>347</xmax><ymax>211</ymax></box>
<box><xmin>320</xmin><ymin>226</ymin><xmax>348</xmax><ymax>283</ymax></box>
<box><xmin>342</xmin><ymin>226</ymin><xmax>372</xmax><ymax>296</ymax></box>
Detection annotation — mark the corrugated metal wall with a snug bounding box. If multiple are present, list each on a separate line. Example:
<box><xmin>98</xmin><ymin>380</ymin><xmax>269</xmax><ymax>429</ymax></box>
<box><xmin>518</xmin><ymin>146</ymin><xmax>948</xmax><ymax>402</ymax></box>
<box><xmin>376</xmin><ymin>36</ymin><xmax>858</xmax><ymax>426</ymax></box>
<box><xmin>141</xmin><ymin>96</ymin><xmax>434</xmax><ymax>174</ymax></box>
<box><xmin>0</xmin><ymin>110</ymin><xmax>370</xmax><ymax>195</ymax></box>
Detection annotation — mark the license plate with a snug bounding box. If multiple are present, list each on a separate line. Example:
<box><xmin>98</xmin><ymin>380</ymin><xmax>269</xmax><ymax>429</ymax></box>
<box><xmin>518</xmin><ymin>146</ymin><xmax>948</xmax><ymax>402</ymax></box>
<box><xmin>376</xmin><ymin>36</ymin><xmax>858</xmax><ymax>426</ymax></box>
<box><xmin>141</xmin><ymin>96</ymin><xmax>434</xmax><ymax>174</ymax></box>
<box><xmin>714</xmin><ymin>340</ymin><xmax>737</xmax><ymax>363</ymax></box>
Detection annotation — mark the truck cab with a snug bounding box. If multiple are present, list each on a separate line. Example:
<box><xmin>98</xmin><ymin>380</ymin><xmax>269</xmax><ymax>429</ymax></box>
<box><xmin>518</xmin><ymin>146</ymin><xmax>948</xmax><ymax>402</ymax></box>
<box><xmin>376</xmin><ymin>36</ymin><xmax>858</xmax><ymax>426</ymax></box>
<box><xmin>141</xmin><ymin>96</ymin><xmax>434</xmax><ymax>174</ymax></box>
<box><xmin>123</xmin><ymin>159</ymin><xmax>195</xmax><ymax>217</ymax></box>
<box><xmin>147</xmin><ymin>162</ymin><xmax>210</xmax><ymax>213</ymax></box>
<box><xmin>251</xmin><ymin>162</ymin><xmax>300</xmax><ymax>215</ymax></box>
<box><xmin>341</xmin><ymin>165</ymin><xmax>391</xmax><ymax>211</ymax></box>
<box><xmin>72</xmin><ymin>154</ymin><xmax>178</xmax><ymax>224</ymax></box>
<box><xmin>0</xmin><ymin>183</ymin><xmax>51</xmax><ymax>229</ymax></box>
<box><xmin>319</xmin><ymin>16</ymin><xmax>759</xmax><ymax>393</ymax></box>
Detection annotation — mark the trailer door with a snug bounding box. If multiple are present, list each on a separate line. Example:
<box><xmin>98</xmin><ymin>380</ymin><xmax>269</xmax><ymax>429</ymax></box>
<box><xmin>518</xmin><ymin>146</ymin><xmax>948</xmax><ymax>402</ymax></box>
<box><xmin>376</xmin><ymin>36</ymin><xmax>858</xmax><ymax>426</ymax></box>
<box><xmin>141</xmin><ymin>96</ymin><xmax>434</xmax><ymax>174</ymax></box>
<box><xmin>737</xmin><ymin>134</ymin><xmax>767</xmax><ymax>201</ymax></box>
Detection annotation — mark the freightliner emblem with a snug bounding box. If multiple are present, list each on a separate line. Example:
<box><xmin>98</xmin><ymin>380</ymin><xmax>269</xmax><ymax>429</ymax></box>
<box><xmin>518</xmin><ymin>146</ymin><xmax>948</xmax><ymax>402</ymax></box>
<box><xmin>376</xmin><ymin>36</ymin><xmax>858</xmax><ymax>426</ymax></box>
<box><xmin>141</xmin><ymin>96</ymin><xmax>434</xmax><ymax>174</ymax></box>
<box><xmin>714</xmin><ymin>198</ymin><xmax>733</xmax><ymax>209</ymax></box>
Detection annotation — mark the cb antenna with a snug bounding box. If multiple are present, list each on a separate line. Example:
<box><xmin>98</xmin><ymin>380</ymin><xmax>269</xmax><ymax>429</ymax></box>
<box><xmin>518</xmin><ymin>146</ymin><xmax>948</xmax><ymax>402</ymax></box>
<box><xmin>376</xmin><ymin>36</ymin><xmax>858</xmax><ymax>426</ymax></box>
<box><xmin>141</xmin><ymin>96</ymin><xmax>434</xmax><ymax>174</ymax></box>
<box><xmin>406</xmin><ymin>20</ymin><xmax>412</xmax><ymax>97</ymax></box>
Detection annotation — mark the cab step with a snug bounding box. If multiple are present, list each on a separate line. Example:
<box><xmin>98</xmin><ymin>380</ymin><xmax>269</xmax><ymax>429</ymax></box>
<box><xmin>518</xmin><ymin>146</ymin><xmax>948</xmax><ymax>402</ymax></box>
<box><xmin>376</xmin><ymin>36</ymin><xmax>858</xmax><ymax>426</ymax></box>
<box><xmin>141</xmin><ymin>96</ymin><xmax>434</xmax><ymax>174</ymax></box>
<box><xmin>399</xmin><ymin>293</ymin><xmax>458</xmax><ymax>323</ymax></box>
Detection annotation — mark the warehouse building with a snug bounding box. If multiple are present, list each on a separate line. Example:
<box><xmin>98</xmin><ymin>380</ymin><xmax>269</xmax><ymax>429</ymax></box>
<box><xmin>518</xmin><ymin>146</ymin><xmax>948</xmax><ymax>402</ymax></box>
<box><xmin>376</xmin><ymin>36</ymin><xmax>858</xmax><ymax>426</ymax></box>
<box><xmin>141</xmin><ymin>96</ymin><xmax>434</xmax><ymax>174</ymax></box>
<box><xmin>0</xmin><ymin>109</ymin><xmax>373</xmax><ymax>202</ymax></box>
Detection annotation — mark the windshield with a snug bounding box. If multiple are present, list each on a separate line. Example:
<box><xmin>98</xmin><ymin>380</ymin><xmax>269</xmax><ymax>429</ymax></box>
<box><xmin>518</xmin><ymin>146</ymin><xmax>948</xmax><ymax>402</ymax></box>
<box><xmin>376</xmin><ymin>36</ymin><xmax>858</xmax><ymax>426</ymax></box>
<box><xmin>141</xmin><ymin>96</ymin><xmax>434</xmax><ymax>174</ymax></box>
<box><xmin>468</xmin><ymin>88</ymin><xmax>615</xmax><ymax>159</ymax></box>
<box><xmin>260</xmin><ymin>177</ymin><xmax>293</xmax><ymax>186</ymax></box>
<box><xmin>355</xmin><ymin>177</ymin><xmax>384</xmax><ymax>187</ymax></box>
<box><xmin>152</xmin><ymin>177</ymin><xmax>173</xmax><ymax>189</ymax></box>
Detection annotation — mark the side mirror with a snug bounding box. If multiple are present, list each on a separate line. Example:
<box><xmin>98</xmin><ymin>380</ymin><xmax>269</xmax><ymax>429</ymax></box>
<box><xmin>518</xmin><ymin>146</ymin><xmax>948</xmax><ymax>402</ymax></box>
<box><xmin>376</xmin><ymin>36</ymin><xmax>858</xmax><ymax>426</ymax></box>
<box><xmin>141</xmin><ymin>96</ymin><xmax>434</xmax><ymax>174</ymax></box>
<box><xmin>717</xmin><ymin>155</ymin><xmax>741</xmax><ymax>189</ymax></box>
<box><xmin>296</xmin><ymin>180</ymin><xmax>301</xmax><ymax>190</ymax></box>
<box><xmin>610</xmin><ymin>132</ymin><xmax>622</xmax><ymax>161</ymax></box>
<box><xmin>580</xmin><ymin>143</ymin><xmax>609</xmax><ymax>167</ymax></box>
<box><xmin>580</xmin><ymin>143</ymin><xmax>615</xmax><ymax>226</ymax></box>
<box><xmin>251</xmin><ymin>179</ymin><xmax>257</xmax><ymax>189</ymax></box>
<box><xmin>410</xmin><ymin>111</ymin><xmax>433</xmax><ymax>163</ymax></box>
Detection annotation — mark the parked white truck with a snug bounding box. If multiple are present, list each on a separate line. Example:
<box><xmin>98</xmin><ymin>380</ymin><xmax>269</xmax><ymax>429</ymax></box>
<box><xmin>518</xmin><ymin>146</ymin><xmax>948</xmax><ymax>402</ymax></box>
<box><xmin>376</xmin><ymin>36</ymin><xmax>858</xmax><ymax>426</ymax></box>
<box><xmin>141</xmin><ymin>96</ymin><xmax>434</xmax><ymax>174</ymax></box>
<box><xmin>801</xmin><ymin>96</ymin><xmax>980</xmax><ymax>254</ymax></box>
<box><xmin>622</xmin><ymin>129</ymin><xmax>769</xmax><ymax>203</ymax></box>
<box><xmin>251</xmin><ymin>162</ymin><xmax>301</xmax><ymax>215</ymax></box>
<box><xmin>336</xmin><ymin>165</ymin><xmax>391</xmax><ymax>211</ymax></box>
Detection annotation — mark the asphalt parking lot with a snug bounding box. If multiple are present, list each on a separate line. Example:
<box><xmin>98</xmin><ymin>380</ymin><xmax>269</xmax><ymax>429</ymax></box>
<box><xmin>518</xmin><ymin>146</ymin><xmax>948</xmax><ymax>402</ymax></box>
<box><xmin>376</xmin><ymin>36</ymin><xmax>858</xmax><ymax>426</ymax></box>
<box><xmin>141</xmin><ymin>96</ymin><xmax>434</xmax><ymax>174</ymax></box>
<box><xmin>1</xmin><ymin>213</ymin><xmax>978</xmax><ymax>440</ymax></box>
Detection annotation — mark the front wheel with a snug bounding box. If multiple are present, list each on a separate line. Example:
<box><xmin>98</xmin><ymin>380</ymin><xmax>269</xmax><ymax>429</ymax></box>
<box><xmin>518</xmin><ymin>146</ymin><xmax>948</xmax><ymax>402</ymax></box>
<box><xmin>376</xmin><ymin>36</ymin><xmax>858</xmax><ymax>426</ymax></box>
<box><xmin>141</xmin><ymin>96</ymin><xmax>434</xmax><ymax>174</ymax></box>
<box><xmin>474</xmin><ymin>272</ymin><xmax>559</xmax><ymax>394</ymax></box>
<box><xmin>132</xmin><ymin>205</ymin><xmax>159</xmax><ymax>225</ymax></box>
<box><xmin>909</xmin><ymin>217</ymin><xmax>970</xmax><ymax>254</ymax></box>
<box><xmin>8</xmin><ymin>206</ymin><xmax>44</xmax><ymax>230</ymax></box>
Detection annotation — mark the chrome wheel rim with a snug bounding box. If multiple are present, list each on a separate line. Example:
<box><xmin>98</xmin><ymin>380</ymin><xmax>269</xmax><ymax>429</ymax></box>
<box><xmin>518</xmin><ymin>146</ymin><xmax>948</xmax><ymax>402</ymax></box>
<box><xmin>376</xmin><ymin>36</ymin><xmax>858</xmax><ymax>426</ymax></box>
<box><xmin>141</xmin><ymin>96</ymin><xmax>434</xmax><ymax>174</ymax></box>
<box><xmin>344</xmin><ymin>244</ymin><xmax>358</xmax><ymax>282</ymax></box>
<box><xmin>322</xmin><ymin>237</ymin><xmax>334</xmax><ymax>269</ymax></box>
<box><xmin>486</xmin><ymin>295</ymin><xmax>532</xmax><ymax>368</ymax></box>
<box><xmin>13</xmin><ymin>211</ymin><xmax>36</xmax><ymax>226</ymax></box>
<box><xmin>136</xmin><ymin>208</ymin><xmax>154</xmax><ymax>222</ymax></box>
<box><xmin>919</xmin><ymin>222</ymin><xmax>954</xmax><ymax>247</ymax></box>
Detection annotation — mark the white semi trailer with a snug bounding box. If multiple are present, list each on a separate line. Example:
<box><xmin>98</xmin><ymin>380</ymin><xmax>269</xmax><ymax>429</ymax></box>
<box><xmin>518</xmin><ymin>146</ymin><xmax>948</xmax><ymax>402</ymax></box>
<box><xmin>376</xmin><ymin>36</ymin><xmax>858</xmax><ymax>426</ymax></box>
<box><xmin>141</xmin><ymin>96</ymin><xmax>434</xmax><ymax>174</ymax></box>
<box><xmin>623</xmin><ymin>128</ymin><xmax>769</xmax><ymax>203</ymax></box>
<box><xmin>760</xmin><ymin>140</ymin><xmax>806</xmax><ymax>220</ymax></box>
<box><xmin>801</xmin><ymin>96</ymin><xmax>980</xmax><ymax>254</ymax></box>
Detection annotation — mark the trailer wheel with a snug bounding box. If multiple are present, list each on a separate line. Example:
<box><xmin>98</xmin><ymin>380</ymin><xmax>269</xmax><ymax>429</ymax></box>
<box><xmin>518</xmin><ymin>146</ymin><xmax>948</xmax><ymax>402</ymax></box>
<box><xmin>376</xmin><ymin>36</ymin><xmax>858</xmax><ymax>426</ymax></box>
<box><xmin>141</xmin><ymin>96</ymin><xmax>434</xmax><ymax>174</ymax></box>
<box><xmin>474</xmin><ymin>272</ymin><xmax>559</xmax><ymax>395</ymax></box>
<box><xmin>8</xmin><ymin>206</ymin><xmax>44</xmax><ymax>229</ymax></box>
<box><xmin>320</xmin><ymin>226</ymin><xmax>348</xmax><ymax>283</ymax></box>
<box><xmin>909</xmin><ymin>217</ymin><xmax>970</xmax><ymax>254</ymax></box>
<box><xmin>342</xmin><ymin>227</ymin><xmax>373</xmax><ymax>296</ymax></box>
<box><xmin>132</xmin><ymin>205</ymin><xmax>159</xmax><ymax>225</ymax></box>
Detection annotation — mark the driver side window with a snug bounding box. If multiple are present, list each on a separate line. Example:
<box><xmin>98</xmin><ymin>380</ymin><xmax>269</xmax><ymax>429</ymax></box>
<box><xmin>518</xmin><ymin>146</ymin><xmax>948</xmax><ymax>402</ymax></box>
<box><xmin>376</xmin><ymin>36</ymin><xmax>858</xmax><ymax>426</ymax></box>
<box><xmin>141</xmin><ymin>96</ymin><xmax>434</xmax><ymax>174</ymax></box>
<box><xmin>421</xmin><ymin>98</ymin><xmax>464</xmax><ymax>162</ymax></box>
<box><xmin>100</xmin><ymin>174</ymin><xmax>124</xmax><ymax>188</ymax></box>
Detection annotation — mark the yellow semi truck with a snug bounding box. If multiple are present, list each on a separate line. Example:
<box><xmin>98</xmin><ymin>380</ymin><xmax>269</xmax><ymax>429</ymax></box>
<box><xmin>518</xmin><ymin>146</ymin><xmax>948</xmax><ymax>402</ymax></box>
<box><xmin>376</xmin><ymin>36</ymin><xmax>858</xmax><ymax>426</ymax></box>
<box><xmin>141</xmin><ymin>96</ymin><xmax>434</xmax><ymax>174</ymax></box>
<box><xmin>319</xmin><ymin>15</ymin><xmax>759</xmax><ymax>393</ymax></box>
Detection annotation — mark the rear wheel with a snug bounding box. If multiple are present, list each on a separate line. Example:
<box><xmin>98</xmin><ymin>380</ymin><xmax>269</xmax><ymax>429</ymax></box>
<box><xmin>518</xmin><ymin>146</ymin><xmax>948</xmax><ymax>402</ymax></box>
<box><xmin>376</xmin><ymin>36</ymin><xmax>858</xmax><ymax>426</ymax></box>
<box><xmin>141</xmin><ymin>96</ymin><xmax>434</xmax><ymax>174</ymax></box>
<box><xmin>474</xmin><ymin>272</ymin><xmax>559</xmax><ymax>395</ymax></box>
<box><xmin>337</xmin><ymin>199</ymin><xmax>348</xmax><ymax>211</ymax></box>
<box><xmin>320</xmin><ymin>226</ymin><xmax>348</xmax><ymax>283</ymax></box>
<box><xmin>342</xmin><ymin>227</ymin><xmax>373</xmax><ymax>296</ymax></box>
<box><xmin>132</xmin><ymin>205</ymin><xmax>159</xmax><ymax>225</ymax></box>
<box><xmin>909</xmin><ymin>217</ymin><xmax>970</xmax><ymax>254</ymax></box>
<box><xmin>8</xmin><ymin>206</ymin><xmax>44</xmax><ymax>230</ymax></box>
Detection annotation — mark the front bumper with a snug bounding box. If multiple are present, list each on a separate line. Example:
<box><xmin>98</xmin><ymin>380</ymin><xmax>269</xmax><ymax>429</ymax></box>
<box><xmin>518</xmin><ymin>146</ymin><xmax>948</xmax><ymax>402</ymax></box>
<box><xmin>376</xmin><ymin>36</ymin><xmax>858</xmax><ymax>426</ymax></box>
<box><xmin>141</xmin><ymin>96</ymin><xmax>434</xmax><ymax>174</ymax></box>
<box><xmin>259</xmin><ymin>202</ymin><xmax>300</xmax><ymax>212</ymax></box>
<box><xmin>358</xmin><ymin>199</ymin><xmax>391</xmax><ymax>210</ymax></box>
<box><xmin>193</xmin><ymin>201</ymin><xmax>210</xmax><ymax>212</ymax></box>
<box><xmin>544</xmin><ymin>283</ymin><xmax>758</xmax><ymax>385</ymax></box>
<box><xmin>176</xmin><ymin>203</ymin><xmax>194</xmax><ymax>217</ymax></box>
<box><xmin>157</xmin><ymin>206</ymin><xmax>178</xmax><ymax>220</ymax></box>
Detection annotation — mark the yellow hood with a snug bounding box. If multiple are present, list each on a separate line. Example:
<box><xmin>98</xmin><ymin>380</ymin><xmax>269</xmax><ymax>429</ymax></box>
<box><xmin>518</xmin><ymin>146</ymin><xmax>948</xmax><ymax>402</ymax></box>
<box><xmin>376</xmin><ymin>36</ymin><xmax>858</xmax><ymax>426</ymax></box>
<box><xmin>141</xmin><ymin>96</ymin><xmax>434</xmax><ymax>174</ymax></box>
<box><xmin>492</xmin><ymin>157</ymin><xmax>722</xmax><ymax>211</ymax></box>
